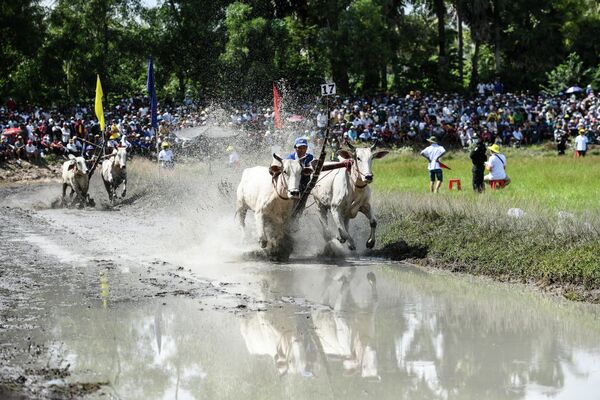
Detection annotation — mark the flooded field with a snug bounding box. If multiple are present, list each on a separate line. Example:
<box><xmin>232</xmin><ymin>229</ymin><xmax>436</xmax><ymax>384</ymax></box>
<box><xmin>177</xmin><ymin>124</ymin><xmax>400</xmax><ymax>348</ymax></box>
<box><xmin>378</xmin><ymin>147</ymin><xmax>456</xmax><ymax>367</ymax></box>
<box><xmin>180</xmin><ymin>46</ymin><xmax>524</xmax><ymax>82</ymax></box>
<box><xmin>1</xmin><ymin>160</ymin><xmax>600</xmax><ymax>399</ymax></box>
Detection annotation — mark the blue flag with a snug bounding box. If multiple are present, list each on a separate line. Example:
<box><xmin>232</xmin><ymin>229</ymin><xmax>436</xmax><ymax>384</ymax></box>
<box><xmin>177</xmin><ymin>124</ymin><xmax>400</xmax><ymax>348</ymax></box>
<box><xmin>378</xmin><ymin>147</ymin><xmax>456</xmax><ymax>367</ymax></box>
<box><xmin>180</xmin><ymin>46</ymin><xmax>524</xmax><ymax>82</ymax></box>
<box><xmin>147</xmin><ymin>57</ymin><xmax>158</xmax><ymax>130</ymax></box>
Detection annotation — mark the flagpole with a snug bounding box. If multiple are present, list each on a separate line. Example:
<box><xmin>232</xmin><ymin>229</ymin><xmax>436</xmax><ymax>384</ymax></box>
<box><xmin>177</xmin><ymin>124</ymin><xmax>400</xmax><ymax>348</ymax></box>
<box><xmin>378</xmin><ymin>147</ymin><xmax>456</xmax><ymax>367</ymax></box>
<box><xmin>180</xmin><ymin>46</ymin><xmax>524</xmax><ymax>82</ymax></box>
<box><xmin>147</xmin><ymin>57</ymin><xmax>159</xmax><ymax>174</ymax></box>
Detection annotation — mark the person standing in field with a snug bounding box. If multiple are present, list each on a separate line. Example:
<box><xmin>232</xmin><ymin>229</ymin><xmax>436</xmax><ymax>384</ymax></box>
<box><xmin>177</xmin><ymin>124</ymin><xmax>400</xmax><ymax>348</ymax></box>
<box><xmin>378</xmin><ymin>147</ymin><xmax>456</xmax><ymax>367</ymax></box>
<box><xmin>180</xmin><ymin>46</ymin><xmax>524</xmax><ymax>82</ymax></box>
<box><xmin>420</xmin><ymin>136</ymin><xmax>446</xmax><ymax>193</ymax></box>
<box><xmin>469</xmin><ymin>134</ymin><xmax>487</xmax><ymax>192</ymax></box>
<box><xmin>575</xmin><ymin>128</ymin><xmax>588</xmax><ymax>157</ymax></box>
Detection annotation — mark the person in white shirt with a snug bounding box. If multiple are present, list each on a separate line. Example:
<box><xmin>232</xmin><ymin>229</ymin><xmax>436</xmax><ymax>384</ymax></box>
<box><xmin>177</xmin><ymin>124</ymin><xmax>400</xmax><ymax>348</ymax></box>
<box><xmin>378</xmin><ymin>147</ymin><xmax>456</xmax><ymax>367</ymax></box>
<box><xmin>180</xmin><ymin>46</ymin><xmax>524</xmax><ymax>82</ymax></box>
<box><xmin>512</xmin><ymin>128</ymin><xmax>524</xmax><ymax>147</ymax></box>
<box><xmin>227</xmin><ymin>145</ymin><xmax>240</xmax><ymax>168</ymax></box>
<box><xmin>316</xmin><ymin>110</ymin><xmax>328</xmax><ymax>132</ymax></box>
<box><xmin>574</xmin><ymin>128</ymin><xmax>588</xmax><ymax>157</ymax></box>
<box><xmin>484</xmin><ymin>144</ymin><xmax>510</xmax><ymax>185</ymax></box>
<box><xmin>158</xmin><ymin>141</ymin><xmax>174</xmax><ymax>168</ymax></box>
<box><xmin>420</xmin><ymin>136</ymin><xmax>446</xmax><ymax>193</ymax></box>
<box><xmin>25</xmin><ymin>140</ymin><xmax>39</xmax><ymax>163</ymax></box>
<box><xmin>61</xmin><ymin>124</ymin><xmax>71</xmax><ymax>144</ymax></box>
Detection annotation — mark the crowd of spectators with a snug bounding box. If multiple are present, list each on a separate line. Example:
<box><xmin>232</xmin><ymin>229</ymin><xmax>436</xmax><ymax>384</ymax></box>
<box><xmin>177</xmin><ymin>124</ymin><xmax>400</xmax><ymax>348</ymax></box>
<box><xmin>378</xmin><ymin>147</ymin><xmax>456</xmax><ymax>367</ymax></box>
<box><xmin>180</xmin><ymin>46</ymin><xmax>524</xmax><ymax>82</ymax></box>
<box><xmin>2</xmin><ymin>84</ymin><xmax>599</xmax><ymax>166</ymax></box>
<box><xmin>309</xmin><ymin>85</ymin><xmax>600</xmax><ymax>152</ymax></box>
<box><xmin>0</xmin><ymin>95</ymin><xmax>207</xmax><ymax>164</ymax></box>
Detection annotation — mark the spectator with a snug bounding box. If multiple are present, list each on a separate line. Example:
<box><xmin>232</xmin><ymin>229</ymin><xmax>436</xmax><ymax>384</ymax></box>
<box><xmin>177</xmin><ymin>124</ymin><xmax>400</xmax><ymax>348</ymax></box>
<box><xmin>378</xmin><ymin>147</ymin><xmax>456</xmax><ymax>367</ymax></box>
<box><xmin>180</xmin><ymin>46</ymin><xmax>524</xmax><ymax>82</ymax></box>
<box><xmin>50</xmin><ymin>138</ymin><xmax>65</xmax><ymax>156</ymax></box>
<box><xmin>14</xmin><ymin>137</ymin><xmax>25</xmax><ymax>160</ymax></box>
<box><xmin>575</xmin><ymin>128</ymin><xmax>588</xmax><ymax>157</ymax></box>
<box><xmin>470</xmin><ymin>134</ymin><xmax>487</xmax><ymax>192</ymax></box>
<box><xmin>420</xmin><ymin>136</ymin><xmax>446</xmax><ymax>193</ymax></box>
<box><xmin>0</xmin><ymin>136</ymin><xmax>12</xmax><ymax>162</ymax></box>
<box><xmin>484</xmin><ymin>144</ymin><xmax>510</xmax><ymax>186</ymax></box>
<box><xmin>25</xmin><ymin>140</ymin><xmax>40</xmax><ymax>163</ymax></box>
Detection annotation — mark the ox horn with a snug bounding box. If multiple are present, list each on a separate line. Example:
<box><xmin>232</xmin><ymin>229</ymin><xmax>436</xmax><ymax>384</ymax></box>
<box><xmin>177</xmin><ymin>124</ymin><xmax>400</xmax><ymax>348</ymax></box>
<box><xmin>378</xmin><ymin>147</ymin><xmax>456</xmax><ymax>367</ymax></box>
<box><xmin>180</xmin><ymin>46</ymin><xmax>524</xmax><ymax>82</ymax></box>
<box><xmin>370</xmin><ymin>140</ymin><xmax>378</xmax><ymax>151</ymax></box>
<box><xmin>345</xmin><ymin>140</ymin><xmax>355</xmax><ymax>151</ymax></box>
<box><xmin>273</xmin><ymin>153</ymin><xmax>283</xmax><ymax>163</ymax></box>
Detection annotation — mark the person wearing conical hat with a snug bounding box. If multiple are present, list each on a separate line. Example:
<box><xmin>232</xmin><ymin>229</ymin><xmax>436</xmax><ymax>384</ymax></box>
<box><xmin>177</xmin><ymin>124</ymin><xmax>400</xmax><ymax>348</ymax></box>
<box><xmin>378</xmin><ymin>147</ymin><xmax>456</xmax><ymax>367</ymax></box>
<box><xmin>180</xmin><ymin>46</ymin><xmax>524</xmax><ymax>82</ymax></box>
<box><xmin>574</xmin><ymin>128</ymin><xmax>588</xmax><ymax>157</ymax></box>
<box><xmin>420</xmin><ymin>136</ymin><xmax>446</xmax><ymax>193</ymax></box>
<box><xmin>159</xmin><ymin>141</ymin><xmax>174</xmax><ymax>169</ymax></box>
<box><xmin>484</xmin><ymin>143</ymin><xmax>510</xmax><ymax>186</ymax></box>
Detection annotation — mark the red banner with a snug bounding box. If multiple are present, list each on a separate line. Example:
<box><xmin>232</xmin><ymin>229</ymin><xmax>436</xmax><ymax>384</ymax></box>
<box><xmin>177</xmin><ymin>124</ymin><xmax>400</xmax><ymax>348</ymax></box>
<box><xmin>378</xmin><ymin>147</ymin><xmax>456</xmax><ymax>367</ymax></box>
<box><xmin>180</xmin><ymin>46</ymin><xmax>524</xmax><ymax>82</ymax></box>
<box><xmin>273</xmin><ymin>83</ymin><xmax>282</xmax><ymax>129</ymax></box>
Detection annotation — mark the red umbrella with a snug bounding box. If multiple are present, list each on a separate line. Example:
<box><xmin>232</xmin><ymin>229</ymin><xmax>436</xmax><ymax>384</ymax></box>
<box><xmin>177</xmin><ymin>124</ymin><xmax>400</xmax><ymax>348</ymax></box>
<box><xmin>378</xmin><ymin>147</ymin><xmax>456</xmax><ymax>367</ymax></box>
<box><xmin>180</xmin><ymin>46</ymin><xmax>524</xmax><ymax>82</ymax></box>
<box><xmin>2</xmin><ymin>127</ymin><xmax>21</xmax><ymax>137</ymax></box>
<box><xmin>286</xmin><ymin>114</ymin><xmax>304</xmax><ymax>122</ymax></box>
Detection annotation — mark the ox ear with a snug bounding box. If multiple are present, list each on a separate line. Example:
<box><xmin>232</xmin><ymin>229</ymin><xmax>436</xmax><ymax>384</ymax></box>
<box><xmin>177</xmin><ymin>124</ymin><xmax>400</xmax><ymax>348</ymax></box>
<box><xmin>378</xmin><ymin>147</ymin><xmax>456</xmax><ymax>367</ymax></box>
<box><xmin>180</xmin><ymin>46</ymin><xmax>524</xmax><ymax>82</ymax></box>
<box><xmin>269</xmin><ymin>164</ymin><xmax>281</xmax><ymax>176</ymax></box>
<box><xmin>68</xmin><ymin>154</ymin><xmax>76</xmax><ymax>160</ymax></box>
<box><xmin>302</xmin><ymin>167</ymin><xmax>313</xmax><ymax>176</ymax></box>
<box><xmin>337</xmin><ymin>150</ymin><xmax>353</xmax><ymax>160</ymax></box>
<box><xmin>373</xmin><ymin>150</ymin><xmax>389</xmax><ymax>159</ymax></box>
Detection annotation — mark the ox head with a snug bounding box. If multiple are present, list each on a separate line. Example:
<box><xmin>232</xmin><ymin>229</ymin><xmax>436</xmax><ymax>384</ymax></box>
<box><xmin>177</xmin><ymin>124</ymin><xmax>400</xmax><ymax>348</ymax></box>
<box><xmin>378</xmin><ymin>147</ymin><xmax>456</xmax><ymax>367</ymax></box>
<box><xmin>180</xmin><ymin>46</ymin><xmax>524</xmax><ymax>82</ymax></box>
<box><xmin>269</xmin><ymin>153</ymin><xmax>313</xmax><ymax>199</ymax></box>
<box><xmin>68</xmin><ymin>154</ymin><xmax>88</xmax><ymax>176</ymax></box>
<box><xmin>114</xmin><ymin>146</ymin><xmax>127</xmax><ymax>169</ymax></box>
<box><xmin>338</xmin><ymin>141</ymin><xmax>389</xmax><ymax>183</ymax></box>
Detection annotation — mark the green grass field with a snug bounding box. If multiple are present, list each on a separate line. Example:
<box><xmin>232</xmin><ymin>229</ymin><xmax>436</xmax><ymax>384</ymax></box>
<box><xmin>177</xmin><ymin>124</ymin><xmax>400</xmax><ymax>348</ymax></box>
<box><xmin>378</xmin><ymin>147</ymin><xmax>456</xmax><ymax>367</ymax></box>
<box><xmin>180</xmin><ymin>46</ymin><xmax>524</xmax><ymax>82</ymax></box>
<box><xmin>365</xmin><ymin>146</ymin><xmax>600</xmax><ymax>301</ymax></box>
<box><xmin>373</xmin><ymin>146</ymin><xmax>600</xmax><ymax>214</ymax></box>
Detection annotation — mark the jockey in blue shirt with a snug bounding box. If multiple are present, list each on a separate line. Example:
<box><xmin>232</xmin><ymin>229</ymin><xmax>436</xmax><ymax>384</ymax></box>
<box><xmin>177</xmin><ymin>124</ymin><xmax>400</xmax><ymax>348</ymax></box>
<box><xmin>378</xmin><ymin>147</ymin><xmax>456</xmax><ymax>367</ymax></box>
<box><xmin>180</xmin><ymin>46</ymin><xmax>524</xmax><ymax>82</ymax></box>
<box><xmin>287</xmin><ymin>137</ymin><xmax>314</xmax><ymax>193</ymax></box>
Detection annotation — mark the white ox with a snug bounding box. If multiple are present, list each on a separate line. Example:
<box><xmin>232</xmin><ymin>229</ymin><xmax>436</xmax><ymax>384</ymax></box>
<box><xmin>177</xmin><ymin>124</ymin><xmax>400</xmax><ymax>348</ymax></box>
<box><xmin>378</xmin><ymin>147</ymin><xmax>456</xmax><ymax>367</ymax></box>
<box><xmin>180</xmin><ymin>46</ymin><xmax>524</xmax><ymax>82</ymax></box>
<box><xmin>101</xmin><ymin>146</ymin><xmax>127</xmax><ymax>204</ymax></box>
<box><xmin>311</xmin><ymin>142</ymin><xmax>389</xmax><ymax>250</ymax></box>
<box><xmin>61</xmin><ymin>154</ymin><xmax>90</xmax><ymax>207</ymax></box>
<box><xmin>236</xmin><ymin>154</ymin><xmax>313</xmax><ymax>255</ymax></box>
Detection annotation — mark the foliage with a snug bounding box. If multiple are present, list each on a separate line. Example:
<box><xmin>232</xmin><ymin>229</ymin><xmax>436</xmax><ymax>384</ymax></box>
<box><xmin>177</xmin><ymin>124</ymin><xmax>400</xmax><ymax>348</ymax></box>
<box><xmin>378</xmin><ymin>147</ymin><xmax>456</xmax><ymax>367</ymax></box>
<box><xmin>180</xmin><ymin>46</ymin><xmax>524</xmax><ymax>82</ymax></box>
<box><xmin>541</xmin><ymin>53</ymin><xmax>586</xmax><ymax>95</ymax></box>
<box><xmin>1</xmin><ymin>0</ymin><xmax>600</xmax><ymax>104</ymax></box>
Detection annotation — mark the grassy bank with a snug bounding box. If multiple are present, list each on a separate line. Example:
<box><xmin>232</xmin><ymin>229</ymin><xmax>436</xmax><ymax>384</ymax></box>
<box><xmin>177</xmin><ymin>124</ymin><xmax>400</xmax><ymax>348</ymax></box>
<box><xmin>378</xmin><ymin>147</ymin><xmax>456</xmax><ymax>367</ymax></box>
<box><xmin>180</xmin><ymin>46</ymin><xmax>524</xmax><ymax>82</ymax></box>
<box><xmin>369</xmin><ymin>148</ymin><xmax>600</xmax><ymax>302</ymax></box>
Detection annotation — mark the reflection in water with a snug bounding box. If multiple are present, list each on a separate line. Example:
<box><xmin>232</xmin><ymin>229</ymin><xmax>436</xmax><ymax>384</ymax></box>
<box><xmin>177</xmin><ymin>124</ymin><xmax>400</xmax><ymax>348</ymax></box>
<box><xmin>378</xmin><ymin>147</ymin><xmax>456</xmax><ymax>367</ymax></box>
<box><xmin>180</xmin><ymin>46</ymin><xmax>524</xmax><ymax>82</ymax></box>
<box><xmin>99</xmin><ymin>271</ymin><xmax>109</xmax><ymax>309</ymax></box>
<box><xmin>45</xmin><ymin>261</ymin><xmax>600</xmax><ymax>399</ymax></box>
<box><xmin>311</xmin><ymin>270</ymin><xmax>379</xmax><ymax>379</ymax></box>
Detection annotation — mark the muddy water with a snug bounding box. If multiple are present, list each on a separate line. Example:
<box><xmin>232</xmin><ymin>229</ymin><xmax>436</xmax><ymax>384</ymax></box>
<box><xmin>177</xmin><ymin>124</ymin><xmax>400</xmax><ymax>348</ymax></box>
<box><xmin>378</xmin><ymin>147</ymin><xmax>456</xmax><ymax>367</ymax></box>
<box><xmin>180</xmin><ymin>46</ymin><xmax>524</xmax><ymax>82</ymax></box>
<box><xmin>5</xmin><ymin>246</ymin><xmax>600</xmax><ymax>399</ymax></box>
<box><xmin>1</xmin><ymin>166</ymin><xmax>600</xmax><ymax>399</ymax></box>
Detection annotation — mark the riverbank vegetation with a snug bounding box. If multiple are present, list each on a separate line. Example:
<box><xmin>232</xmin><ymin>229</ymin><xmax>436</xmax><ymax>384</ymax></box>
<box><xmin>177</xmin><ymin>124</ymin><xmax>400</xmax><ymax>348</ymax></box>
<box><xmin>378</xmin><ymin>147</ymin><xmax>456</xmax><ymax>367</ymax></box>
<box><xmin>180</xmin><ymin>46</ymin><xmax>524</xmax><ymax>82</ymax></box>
<box><xmin>371</xmin><ymin>148</ymin><xmax>600</xmax><ymax>302</ymax></box>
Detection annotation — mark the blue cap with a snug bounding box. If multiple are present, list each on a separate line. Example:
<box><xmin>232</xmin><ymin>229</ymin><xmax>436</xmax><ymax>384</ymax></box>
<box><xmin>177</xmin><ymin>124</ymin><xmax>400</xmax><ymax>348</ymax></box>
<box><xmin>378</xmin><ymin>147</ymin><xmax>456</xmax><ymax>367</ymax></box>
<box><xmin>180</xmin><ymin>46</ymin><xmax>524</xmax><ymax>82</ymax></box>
<box><xmin>294</xmin><ymin>137</ymin><xmax>308</xmax><ymax>147</ymax></box>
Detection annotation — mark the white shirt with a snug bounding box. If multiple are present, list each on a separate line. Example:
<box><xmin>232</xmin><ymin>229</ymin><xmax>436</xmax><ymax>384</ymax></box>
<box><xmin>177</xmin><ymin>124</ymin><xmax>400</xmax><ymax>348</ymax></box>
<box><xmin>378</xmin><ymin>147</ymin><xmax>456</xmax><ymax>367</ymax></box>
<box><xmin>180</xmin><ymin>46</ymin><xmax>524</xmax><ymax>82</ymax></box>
<box><xmin>228</xmin><ymin>151</ymin><xmax>239</xmax><ymax>166</ymax></box>
<box><xmin>513</xmin><ymin>130</ymin><xmax>523</xmax><ymax>141</ymax></box>
<box><xmin>420</xmin><ymin>143</ymin><xmax>446</xmax><ymax>170</ymax></box>
<box><xmin>575</xmin><ymin>134</ymin><xmax>588</xmax><ymax>151</ymax></box>
<box><xmin>159</xmin><ymin>149</ymin><xmax>173</xmax><ymax>162</ymax></box>
<box><xmin>486</xmin><ymin>153</ymin><xmax>507</xmax><ymax>180</ymax></box>
<box><xmin>61</xmin><ymin>127</ymin><xmax>70</xmax><ymax>143</ymax></box>
<box><xmin>316</xmin><ymin>113</ymin><xmax>327</xmax><ymax>128</ymax></box>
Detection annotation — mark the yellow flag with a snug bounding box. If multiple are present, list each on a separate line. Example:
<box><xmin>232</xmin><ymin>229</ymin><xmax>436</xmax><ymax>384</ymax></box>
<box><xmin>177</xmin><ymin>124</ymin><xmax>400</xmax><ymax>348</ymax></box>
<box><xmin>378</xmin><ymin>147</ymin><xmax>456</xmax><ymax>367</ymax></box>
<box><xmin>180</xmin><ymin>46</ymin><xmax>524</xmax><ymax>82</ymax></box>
<box><xmin>95</xmin><ymin>75</ymin><xmax>105</xmax><ymax>132</ymax></box>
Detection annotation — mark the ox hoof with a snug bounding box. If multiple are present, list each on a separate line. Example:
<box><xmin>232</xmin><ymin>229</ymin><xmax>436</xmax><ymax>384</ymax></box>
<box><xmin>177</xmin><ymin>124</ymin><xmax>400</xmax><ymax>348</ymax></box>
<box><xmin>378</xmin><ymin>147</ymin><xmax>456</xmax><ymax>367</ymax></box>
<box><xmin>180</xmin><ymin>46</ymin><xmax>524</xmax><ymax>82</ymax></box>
<box><xmin>348</xmin><ymin>243</ymin><xmax>356</xmax><ymax>251</ymax></box>
<box><xmin>366</xmin><ymin>239</ymin><xmax>375</xmax><ymax>249</ymax></box>
<box><xmin>260</xmin><ymin>240</ymin><xmax>268</xmax><ymax>249</ymax></box>
<box><xmin>337</xmin><ymin>236</ymin><xmax>346</xmax><ymax>244</ymax></box>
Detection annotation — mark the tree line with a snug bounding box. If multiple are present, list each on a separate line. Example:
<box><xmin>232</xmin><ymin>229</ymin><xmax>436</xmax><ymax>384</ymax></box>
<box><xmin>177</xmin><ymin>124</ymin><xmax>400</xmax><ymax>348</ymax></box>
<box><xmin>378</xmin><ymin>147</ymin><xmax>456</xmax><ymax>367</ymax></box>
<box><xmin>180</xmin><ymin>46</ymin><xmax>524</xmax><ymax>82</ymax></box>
<box><xmin>2</xmin><ymin>0</ymin><xmax>600</xmax><ymax>106</ymax></box>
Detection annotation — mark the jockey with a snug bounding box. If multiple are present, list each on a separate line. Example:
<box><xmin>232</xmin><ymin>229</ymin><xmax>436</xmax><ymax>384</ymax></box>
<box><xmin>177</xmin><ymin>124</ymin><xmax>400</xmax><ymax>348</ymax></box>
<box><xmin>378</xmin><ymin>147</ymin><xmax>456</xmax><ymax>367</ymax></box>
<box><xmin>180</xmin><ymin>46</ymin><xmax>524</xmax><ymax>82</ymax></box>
<box><xmin>286</xmin><ymin>137</ymin><xmax>314</xmax><ymax>194</ymax></box>
<box><xmin>107</xmin><ymin>132</ymin><xmax>120</xmax><ymax>152</ymax></box>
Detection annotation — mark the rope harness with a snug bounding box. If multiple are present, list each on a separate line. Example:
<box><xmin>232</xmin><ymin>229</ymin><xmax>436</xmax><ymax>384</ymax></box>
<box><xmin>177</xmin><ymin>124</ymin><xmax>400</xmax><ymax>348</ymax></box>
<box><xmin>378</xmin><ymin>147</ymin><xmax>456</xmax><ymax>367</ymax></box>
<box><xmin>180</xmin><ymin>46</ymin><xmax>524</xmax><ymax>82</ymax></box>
<box><xmin>352</xmin><ymin>159</ymin><xmax>370</xmax><ymax>189</ymax></box>
<box><xmin>272</xmin><ymin>171</ymin><xmax>290</xmax><ymax>200</ymax></box>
